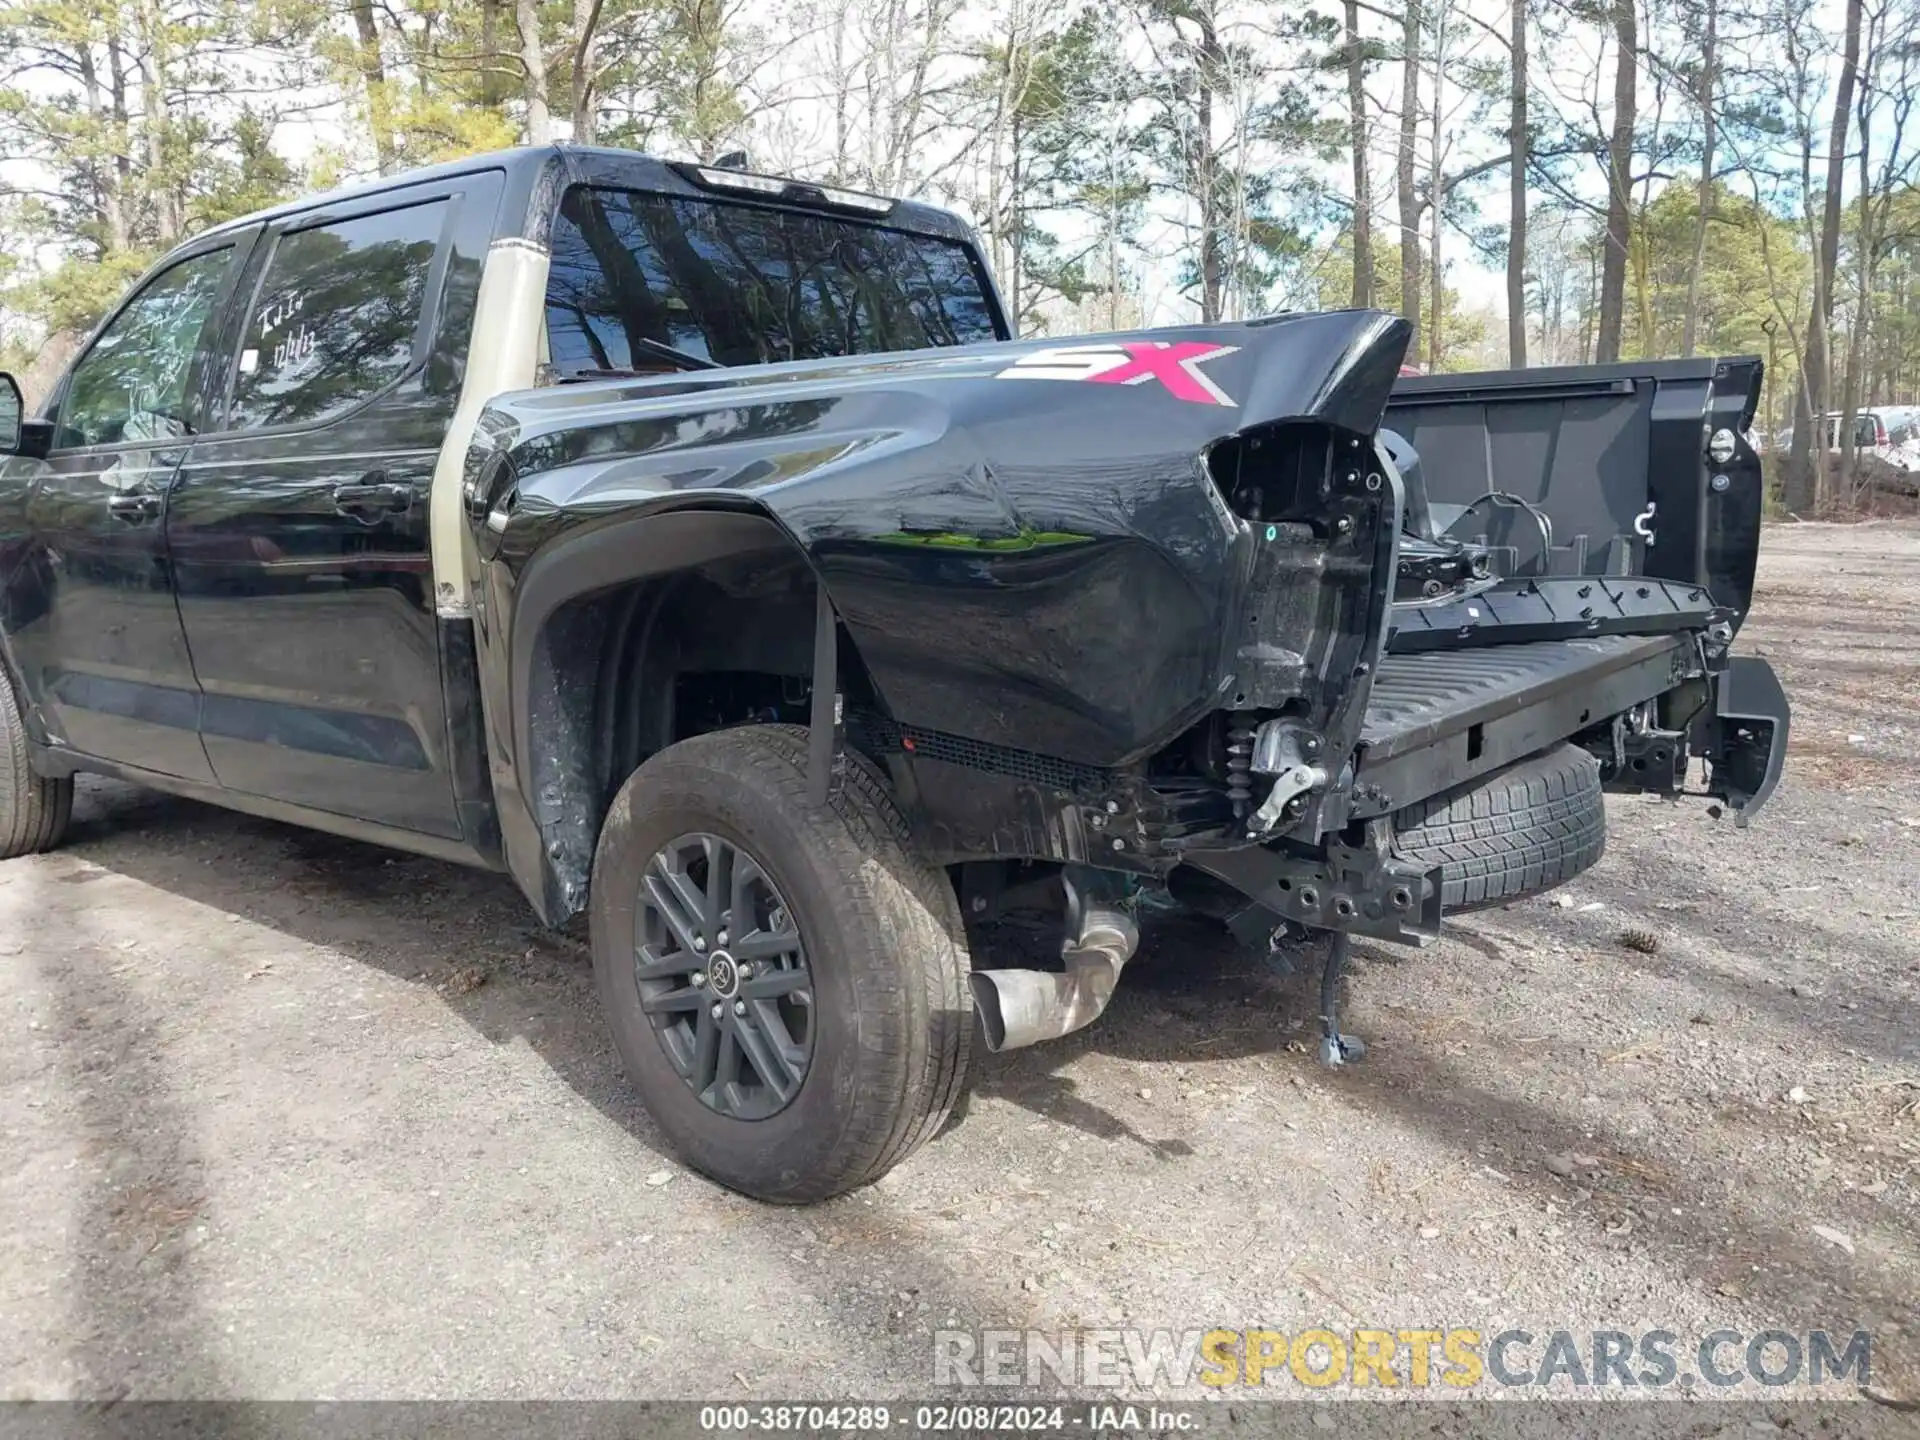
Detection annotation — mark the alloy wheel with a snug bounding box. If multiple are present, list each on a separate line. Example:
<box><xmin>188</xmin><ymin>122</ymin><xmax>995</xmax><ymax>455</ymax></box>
<box><xmin>633</xmin><ymin>832</ymin><xmax>814</xmax><ymax>1120</ymax></box>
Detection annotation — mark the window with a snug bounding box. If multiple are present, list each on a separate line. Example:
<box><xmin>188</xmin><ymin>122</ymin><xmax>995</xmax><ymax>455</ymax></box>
<box><xmin>228</xmin><ymin>200</ymin><xmax>447</xmax><ymax>429</ymax></box>
<box><xmin>57</xmin><ymin>248</ymin><xmax>232</xmax><ymax>449</ymax></box>
<box><xmin>544</xmin><ymin>187</ymin><xmax>999</xmax><ymax>376</ymax></box>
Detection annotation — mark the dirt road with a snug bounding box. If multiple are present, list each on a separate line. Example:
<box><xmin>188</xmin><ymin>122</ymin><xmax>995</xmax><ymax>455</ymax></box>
<box><xmin>2</xmin><ymin>522</ymin><xmax>1916</xmax><ymax>1404</ymax></box>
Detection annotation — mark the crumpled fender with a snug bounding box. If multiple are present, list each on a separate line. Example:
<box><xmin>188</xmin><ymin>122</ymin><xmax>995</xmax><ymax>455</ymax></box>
<box><xmin>472</xmin><ymin>309</ymin><xmax>1411</xmax><ymax>773</ymax></box>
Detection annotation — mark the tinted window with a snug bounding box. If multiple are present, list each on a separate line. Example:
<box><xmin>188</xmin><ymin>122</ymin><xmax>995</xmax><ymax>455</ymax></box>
<box><xmin>58</xmin><ymin>248</ymin><xmax>232</xmax><ymax>449</ymax></box>
<box><xmin>545</xmin><ymin>186</ymin><xmax>998</xmax><ymax>374</ymax></box>
<box><xmin>229</xmin><ymin>199</ymin><xmax>447</xmax><ymax>429</ymax></box>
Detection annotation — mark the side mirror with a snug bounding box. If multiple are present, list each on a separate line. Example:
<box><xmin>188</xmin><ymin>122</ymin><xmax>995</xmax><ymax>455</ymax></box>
<box><xmin>0</xmin><ymin>373</ymin><xmax>53</xmax><ymax>460</ymax></box>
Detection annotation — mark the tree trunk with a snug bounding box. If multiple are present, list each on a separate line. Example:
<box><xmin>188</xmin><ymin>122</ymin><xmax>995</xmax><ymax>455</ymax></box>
<box><xmin>136</xmin><ymin>4</ymin><xmax>180</xmax><ymax>245</ymax></box>
<box><xmin>1197</xmin><ymin>12</ymin><xmax>1224</xmax><ymax>324</ymax></box>
<box><xmin>1784</xmin><ymin>111</ymin><xmax>1821</xmax><ymax>507</ymax></box>
<box><xmin>1507</xmin><ymin>0</ymin><xmax>1527</xmax><ymax>366</ymax></box>
<box><xmin>1427</xmin><ymin>192</ymin><xmax>1443</xmax><ymax>369</ymax></box>
<box><xmin>1582</xmin><ymin>241</ymin><xmax>1598</xmax><ymax>361</ymax></box>
<box><xmin>1107</xmin><ymin>65</ymin><xmax>1124</xmax><ymax>333</ymax></box>
<box><xmin>985</xmin><ymin>35</ymin><xmax>1012</xmax><ymax>314</ymax></box>
<box><xmin>108</xmin><ymin>42</ymin><xmax>134</xmax><ymax>247</ymax></box>
<box><xmin>1346</xmin><ymin>0</ymin><xmax>1373</xmax><ymax>308</ymax></box>
<box><xmin>482</xmin><ymin>0</ymin><xmax>503</xmax><ymax>107</ymax></box>
<box><xmin>1544</xmin><ymin>266</ymin><xmax>1559</xmax><ymax>356</ymax></box>
<box><xmin>1594</xmin><ymin>0</ymin><xmax>1636</xmax><ymax>363</ymax></box>
<box><xmin>572</xmin><ymin>0</ymin><xmax>606</xmax><ymax>140</ymax></box>
<box><xmin>1398</xmin><ymin>0</ymin><xmax>1422</xmax><ymax>356</ymax></box>
<box><xmin>517</xmin><ymin>0</ymin><xmax>554</xmax><ymax>145</ymax></box>
<box><xmin>830</xmin><ymin>1</ymin><xmax>851</xmax><ymax>180</ymax></box>
<box><xmin>1681</xmin><ymin>0</ymin><xmax>1715</xmax><ymax>356</ymax></box>
<box><xmin>1426</xmin><ymin>3</ymin><xmax>1446</xmax><ymax>370</ymax></box>
<box><xmin>1787</xmin><ymin>0</ymin><xmax>1861</xmax><ymax>511</ymax></box>
<box><xmin>1634</xmin><ymin>204</ymin><xmax>1656</xmax><ymax>347</ymax></box>
<box><xmin>82</xmin><ymin>43</ymin><xmax>130</xmax><ymax>253</ymax></box>
<box><xmin>350</xmin><ymin>0</ymin><xmax>397</xmax><ymax>172</ymax></box>
<box><xmin>1010</xmin><ymin>112</ymin><xmax>1027</xmax><ymax>327</ymax></box>
<box><xmin>1840</xmin><ymin>44</ymin><xmax>1875</xmax><ymax>499</ymax></box>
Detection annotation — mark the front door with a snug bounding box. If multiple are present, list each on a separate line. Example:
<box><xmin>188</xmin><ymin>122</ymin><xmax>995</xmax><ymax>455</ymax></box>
<box><xmin>7</xmin><ymin>238</ymin><xmax>251</xmax><ymax>780</ymax></box>
<box><xmin>167</xmin><ymin>187</ymin><xmax>470</xmax><ymax>837</ymax></box>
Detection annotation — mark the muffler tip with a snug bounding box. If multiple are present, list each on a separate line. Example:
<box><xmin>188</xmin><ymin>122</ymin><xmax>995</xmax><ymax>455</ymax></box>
<box><xmin>969</xmin><ymin>972</ymin><xmax>1011</xmax><ymax>1053</ymax></box>
<box><xmin>967</xmin><ymin>906</ymin><xmax>1137</xmax><ymax>1053</ymax></box>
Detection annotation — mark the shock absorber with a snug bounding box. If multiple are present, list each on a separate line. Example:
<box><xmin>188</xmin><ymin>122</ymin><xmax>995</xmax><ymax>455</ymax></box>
<box><xmin>1225</xmin><ymin>711</ymin><xmax>1256</xmax><ymax>818</ymax></box>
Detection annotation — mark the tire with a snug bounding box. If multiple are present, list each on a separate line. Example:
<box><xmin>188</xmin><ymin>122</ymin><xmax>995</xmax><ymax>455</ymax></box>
<box><xmin>1391</xmin><ymin>743</ymin><xmax>1605</xmax><ymax>911</ymax></box>
<box><xmin>589</xmin><ymin>724</ymin><xmax>971</xmax><ymax>1203</ymax></box>
<box><xmin>0</xmin><ymin>666</ymin><xmax>72</xmax><ymax>861</ymax></box>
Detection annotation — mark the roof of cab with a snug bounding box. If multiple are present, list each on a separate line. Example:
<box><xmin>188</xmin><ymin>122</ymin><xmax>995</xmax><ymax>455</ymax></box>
<box><xmin>197</xmin><ymin>145</ymin><xmax>980</xmax><ymax>248</ymax></box>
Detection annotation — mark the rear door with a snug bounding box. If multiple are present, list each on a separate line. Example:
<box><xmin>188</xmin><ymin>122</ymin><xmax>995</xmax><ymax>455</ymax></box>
<box><xmin>167</xmin><ymin>176</ymin><xmax>496</xmax><ymax>836</ymax></box>
<box><xmin>9</xmin><ymin>234</ymin><xmax>254</xmax><ymax>779</ymax></box>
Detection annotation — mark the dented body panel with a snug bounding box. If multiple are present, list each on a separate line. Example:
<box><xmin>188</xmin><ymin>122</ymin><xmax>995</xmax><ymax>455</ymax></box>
<box><xmin>470</xmin><ymin>310</ymin><xmax>1409</xmax><ymax>762</ymax></box>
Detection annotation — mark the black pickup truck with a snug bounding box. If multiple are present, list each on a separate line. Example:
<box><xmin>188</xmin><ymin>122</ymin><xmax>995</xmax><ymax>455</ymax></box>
<box><xmin>0</xmin><ymin>146</ymin><xmax>1788</xmax><ymax>1202</ymax></box>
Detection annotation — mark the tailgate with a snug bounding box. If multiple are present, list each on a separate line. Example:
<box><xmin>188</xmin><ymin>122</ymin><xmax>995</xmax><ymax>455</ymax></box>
<box><xmin>1384</xmin><ymin>358</ymin><xmax>1766</xmax><ymax>624</ymax></box>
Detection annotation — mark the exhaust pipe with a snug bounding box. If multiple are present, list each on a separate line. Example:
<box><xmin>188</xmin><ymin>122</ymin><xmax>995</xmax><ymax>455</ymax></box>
<box><xmin>970</xmin><ymin>901</ymin><xmax>1139</xmax><ymax>1053</ymax></box>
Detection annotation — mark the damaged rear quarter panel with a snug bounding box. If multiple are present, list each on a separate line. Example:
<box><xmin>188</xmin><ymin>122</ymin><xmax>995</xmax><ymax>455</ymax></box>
<box><xmin>475</xmin><ymin>309</ymin><xmax>1412</xmax><ymax>788</ymax></box>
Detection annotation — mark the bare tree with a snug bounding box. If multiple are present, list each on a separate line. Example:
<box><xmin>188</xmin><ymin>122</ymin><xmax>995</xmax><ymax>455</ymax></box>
<box><xmin>1398</xmin><ymin>0</ymin><xmax>1422</xmax><ymax>354</ymax></box>
<box><xmin>1594</xmin><ymin>0</ymin><xmax>1636</xmax><ymax>362</ymax></box>
<box><xmin>1786</xmin><ymin>0</ymin><xmax>1862</xmax><ymax>510</ymax></box>
<box><xmin>1508</xmin><ymin>0</ymin><xmax>1527</xmax><ymax>365</ymax></box>
<box><xmin>351</xmin><ymin>0</ymin><xmax>399</xmax><ymax>171</ymax></box>
<box><xmin>1680</xmin><ymin>0</ymin><xmax>1716</xmax><ymax>355</ymax></box>
<box><xmin>572</xmin><ymin>0</ymin><xmax>608</xmax><ymax>140</ymax></box>
<box><xmin>1425</xmin><ymin>0</ymin><xmax>1450</xmax><ymax>368</ymax></box>
<box><xmin>1347</xmin><ymin>0</ymin><xmax>1374</xmax><ymax>307</ymax></box>
<box><xmin>516</xmin><ymin>0</ymin><xmax>553</xmax><ymax>142</ymax></box>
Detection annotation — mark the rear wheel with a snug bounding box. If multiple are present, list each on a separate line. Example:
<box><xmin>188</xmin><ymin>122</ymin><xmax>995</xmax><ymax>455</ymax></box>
<box><xmin>589</xmin><ymin>725</ymin><xmax>971</xmax><ymax>1203</ymax></box>
<box><xmin>1392</xmin><ymin>743</ymin><xmax>1605</xmax><ymax>911</ymax></box>
<box><xmin>0</xmin><ymin>667</ymin><xmax>72</xmax><ymax>861</ymax></box>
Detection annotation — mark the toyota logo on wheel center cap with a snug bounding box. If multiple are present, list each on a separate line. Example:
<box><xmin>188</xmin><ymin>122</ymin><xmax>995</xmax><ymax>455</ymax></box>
<box><xmin>706</xmin><ymin>953</ymin><xmax>739</xmax><ymax>998</ymax></box>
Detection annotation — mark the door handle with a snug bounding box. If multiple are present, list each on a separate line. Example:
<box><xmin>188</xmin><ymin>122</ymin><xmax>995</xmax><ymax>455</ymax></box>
<box><xmin>107</xmin><ymin>493</ymin><xmax>162</xmax><ymax>522</ymax></box>
<box><xmin>331</xmin><ymin>475</ymin><xmax>413</xmax><ymax>519</ymax></box>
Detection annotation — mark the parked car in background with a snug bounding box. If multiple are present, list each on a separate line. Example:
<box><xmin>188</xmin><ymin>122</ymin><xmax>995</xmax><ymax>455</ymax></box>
<box><xmin>1815</xmin><ymin>406</ymin><xmax>1920</xmax><ymax>471</ymax></box>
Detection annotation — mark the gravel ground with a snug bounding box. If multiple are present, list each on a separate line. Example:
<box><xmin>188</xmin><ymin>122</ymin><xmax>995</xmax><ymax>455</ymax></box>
<box><xmin>1</xmin><ymin>521</ymin><xmax>1916</xmax><ymax>1407</ymax></box>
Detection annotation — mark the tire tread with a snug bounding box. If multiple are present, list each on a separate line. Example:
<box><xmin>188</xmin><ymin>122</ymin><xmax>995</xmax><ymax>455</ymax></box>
<box><xmin>1392</xmin><ymin>744</ymin><xmax>1605</xmax><ymax>910</ymax></box>
<box><xmin>0</xmin><ymin>668</ymin><xmax>71</xmax><ymax>861</ymax></box>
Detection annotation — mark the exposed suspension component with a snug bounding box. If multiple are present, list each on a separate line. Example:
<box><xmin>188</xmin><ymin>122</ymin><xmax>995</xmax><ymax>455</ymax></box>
<box><xmin>1246</xmin><ymin>718</ymin><xmax>1330</xmax><ymax>836</ymax></box>
<box><xmin>1224</xmin><ymin>712</ymin><xmax>1256</xmax><ymax>817</ymax></box>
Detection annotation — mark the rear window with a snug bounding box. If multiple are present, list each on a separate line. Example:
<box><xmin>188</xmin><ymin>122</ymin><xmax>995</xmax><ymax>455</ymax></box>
<box><xmin>543</xmin><ymin>186</ymin><xmax>999</xmax><ymax>375</ymax></box>
<box><xmin>228</xmin><ymin>199</ymin><xmax>447</xmax><ymax>429</ymax></box>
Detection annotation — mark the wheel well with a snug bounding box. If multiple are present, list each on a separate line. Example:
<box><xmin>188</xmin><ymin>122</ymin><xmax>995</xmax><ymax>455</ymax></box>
<box><xmin>520</xmin><ymin>513</ymin><xmax>883</xmax><ymax>918</ymax></box>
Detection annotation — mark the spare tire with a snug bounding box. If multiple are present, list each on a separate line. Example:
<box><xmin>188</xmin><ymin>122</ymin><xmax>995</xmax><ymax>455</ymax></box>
<box><xmin>1391</xmin><ymin>743</ymin><xmax>1605</xmax><ymax>911</ymax></box>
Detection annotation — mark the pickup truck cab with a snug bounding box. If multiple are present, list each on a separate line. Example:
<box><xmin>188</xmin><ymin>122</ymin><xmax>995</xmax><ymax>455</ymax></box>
<box><xmin>0</xmin><ymin>146</ymin><xmax>1789</xmax><ymax>1201</ymax></box>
